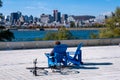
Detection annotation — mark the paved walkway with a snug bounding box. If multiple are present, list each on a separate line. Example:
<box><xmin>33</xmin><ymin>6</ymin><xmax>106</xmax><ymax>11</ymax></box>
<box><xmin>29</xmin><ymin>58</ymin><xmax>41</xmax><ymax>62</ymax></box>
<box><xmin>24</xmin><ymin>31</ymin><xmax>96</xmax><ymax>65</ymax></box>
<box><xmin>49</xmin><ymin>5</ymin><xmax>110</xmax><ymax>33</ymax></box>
<box><xmin>0</xmin><ymin>45</ymin><xmax>120</xmax><ymax>80</ymax></box>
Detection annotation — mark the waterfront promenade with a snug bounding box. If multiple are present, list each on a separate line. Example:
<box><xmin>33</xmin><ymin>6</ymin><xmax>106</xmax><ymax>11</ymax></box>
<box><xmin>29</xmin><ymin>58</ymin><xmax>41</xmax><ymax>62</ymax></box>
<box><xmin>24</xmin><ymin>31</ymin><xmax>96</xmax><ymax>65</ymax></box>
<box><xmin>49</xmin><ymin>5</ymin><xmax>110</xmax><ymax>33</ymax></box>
<box><xmin>0</xmin><ymin>45</ymin><xmax>120</xmax><ymax>80</ymax></box>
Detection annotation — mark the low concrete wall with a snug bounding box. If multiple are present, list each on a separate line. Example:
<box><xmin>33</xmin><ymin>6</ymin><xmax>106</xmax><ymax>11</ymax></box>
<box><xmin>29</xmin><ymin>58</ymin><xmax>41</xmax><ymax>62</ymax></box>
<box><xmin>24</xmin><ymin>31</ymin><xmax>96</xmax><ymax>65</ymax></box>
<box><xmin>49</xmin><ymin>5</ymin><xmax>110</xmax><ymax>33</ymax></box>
<box><xmin>0</xmin><ymin>38</ymin><xmax>120</xmax><ymax>50</ymax></box>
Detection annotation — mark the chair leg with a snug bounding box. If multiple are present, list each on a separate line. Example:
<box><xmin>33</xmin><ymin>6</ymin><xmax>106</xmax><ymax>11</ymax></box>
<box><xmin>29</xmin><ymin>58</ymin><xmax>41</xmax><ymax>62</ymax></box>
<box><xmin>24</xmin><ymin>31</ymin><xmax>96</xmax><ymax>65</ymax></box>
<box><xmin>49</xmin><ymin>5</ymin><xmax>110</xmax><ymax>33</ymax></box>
<box><xmin>78</xmin><ymin>51</ymin><xmax>83</xmax><ymax>64</ymax></box>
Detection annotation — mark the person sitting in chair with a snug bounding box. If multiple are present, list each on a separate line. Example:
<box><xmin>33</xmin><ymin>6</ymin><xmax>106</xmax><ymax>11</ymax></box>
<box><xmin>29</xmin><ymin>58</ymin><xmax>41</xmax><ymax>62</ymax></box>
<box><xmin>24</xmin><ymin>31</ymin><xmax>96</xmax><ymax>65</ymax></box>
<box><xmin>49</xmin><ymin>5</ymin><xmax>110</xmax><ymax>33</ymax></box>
<box><xmin>50</xmin><ymin>41</ymin><xmax>61</xmax><ymax>62</ymax></box>
<box><xmin>45</xmin><ymin>41</ymin><xmax>68</xmax><ymax>67</ymax></box>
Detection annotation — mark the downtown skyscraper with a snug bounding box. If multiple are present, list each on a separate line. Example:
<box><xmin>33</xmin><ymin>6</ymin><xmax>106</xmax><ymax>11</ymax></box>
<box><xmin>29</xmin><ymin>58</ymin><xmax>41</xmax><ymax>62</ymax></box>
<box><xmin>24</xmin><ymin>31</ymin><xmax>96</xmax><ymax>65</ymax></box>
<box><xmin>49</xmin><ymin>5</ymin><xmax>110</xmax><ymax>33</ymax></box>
<box><xmin>53</xmin><ymin>10</ymin><xmax>61</xmax><ymax>23</ymax></box>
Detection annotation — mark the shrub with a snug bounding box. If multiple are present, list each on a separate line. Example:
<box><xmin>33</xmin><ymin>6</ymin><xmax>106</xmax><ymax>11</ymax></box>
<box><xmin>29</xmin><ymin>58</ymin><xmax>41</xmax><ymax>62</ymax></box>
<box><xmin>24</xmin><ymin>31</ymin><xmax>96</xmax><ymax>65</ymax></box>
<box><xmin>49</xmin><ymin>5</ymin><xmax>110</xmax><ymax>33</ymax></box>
<box><xmin>0</xmin><ymin>29</ymin><xmax>15</xmax><ymax>41</ymax></box>
<box><xmin>43</xmin><ymin>27</ymin><xmax>75</xmax><ymax>40</ymax></box>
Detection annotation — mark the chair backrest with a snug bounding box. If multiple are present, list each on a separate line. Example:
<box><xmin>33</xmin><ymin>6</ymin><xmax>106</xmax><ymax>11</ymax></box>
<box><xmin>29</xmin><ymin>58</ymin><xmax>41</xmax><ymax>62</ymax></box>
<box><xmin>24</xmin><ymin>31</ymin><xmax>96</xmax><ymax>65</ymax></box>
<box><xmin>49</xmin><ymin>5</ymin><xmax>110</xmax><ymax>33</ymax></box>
<box><xmin>53</xmin><ymin>44</ymin><xmax>67</xmax><ymax>63</ymax></box>
<box><xmin>74</xmin><ymin>43</ymin><xmax>82</xmax><ymax>58</ymax></box>
<box><xmin>54</xmin><ymin>44</ymin><xmax>67</xmax><ymax>55</ymax></box>
<box><xmin>75</xmin><ymin>43</ymin><xmax>82</xmax><ymax>53</ymax></box>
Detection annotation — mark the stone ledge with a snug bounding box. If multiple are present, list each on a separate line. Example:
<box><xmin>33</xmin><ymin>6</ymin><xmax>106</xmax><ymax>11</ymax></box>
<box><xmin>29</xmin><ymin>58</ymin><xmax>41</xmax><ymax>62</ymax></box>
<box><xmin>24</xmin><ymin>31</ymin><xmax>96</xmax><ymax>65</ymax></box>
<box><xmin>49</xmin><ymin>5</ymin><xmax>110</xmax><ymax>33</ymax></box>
<box><xmin>0</xmin><ymin>38</ymin><xmax>120</xmax><ymax>50</ymax></box>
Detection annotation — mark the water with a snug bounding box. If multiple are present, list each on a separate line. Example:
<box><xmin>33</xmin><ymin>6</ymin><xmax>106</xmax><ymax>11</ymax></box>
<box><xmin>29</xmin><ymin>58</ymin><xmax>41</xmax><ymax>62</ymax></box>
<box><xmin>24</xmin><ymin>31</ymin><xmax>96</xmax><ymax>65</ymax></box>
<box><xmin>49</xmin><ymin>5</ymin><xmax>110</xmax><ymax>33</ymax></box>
<box><xmin>70</xmin><ymin>30</ymin><xmax>98</xmax><ymax>39</ymax></box>
<box><xmin>11</xmin><ymin>29</ymin><xmax>99</xmax><ymax>42</ymax></box>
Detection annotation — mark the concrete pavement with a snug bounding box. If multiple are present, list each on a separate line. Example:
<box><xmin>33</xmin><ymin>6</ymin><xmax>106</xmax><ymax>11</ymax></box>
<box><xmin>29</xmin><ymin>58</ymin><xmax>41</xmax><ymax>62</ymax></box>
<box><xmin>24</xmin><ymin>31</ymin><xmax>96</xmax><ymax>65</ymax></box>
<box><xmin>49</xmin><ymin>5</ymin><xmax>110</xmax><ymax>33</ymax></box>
<box><xmin>0</xmin><ymin>45</ymin><xmax>120</xmax><ymax>80</ymax></box>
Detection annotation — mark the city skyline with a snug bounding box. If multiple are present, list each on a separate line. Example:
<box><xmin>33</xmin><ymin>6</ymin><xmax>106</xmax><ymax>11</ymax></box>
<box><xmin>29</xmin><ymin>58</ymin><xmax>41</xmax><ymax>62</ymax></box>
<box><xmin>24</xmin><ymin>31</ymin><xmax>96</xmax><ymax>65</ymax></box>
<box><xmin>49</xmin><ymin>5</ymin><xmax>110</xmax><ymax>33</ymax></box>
<box><xmin>0</xmin><ymin>0</ymin><xmax>120</xmax><ymax>17</ymax></box>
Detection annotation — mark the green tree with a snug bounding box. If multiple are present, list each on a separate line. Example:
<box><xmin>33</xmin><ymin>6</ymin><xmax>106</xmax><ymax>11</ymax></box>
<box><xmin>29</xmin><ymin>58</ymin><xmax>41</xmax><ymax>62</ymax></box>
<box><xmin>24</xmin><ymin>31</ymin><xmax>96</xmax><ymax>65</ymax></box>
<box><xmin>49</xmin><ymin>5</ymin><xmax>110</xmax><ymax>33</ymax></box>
<box><xmin>0</xmin><ymin>0</ymin><xmax>2</xmax><ymax>7</ymax></box>
<box><xmin>43</xmin><ymin>32</ymin><xmax>57</xmax><ymax>40</ymax></box>
<box><xmin>0</xmin><ymin>29</ymin><xmax>15</xmax><ymax>41</ymax></box>
<box><xmin>0</xmin><ymin>0</ymin><xmax>15</xmax><ymax>41</ymax></box>
<box><xmin>0</xmin><ymin>0</ymin><xmax>2</xmax><ymax>18</ymax></box>
<box><xmin>90</xmin><ymin>32</ymin><xmax>99</xmax><ymax>39</ymax></box>
<box><xmin>99</xmin><ymin>7</ymin><xmax>120</xmax><ymax>38</ymax></box>
<box><xmin>105</xmin><ymin>7</ymin><xmax>120</xmax><ymax>29</ymax></box>
<box><xmin>57</xmin><ymin>27</ymin><xmax>74</xmax><ymax>40</ymax></box>
<box><xmin>99</xmin><ymin>29</ymin><xmax>114</xmax><ymax>38</ymax></box>
<box><xmin>43</xmin><ymin>27</ymin><xmax>75</xmax><ymax>40</ymax></box>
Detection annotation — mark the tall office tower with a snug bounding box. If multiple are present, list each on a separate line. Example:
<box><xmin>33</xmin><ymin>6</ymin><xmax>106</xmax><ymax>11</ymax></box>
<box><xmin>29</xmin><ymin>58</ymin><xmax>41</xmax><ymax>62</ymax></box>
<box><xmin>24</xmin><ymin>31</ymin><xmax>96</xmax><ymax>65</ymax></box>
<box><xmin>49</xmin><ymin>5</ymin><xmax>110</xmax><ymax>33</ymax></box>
<box><xmin>17</xmin><ymin>11</ymin><xmax>22</xmax><ymax>19</ymax></box>
<box><xmin>33</xmin><ymin>17</ymin><xmax>40</xmax><ymax>23</ymax></box>
<box><xmin>10</xmin><ymin>12</ymin><xmax>19</xmax><ymax>25</ymax></box>
<box><xmin>0</xmin><ymin>13</ymin><xmax>3</xmax><ymax>18</ymax></box>
<box><xmin>61</xmin><ymin>14</ymin><xmax>68</xmax><ymax>23</ymax></box>
<box><xmin>53</xmin><ymin>10</ymin><xmax>58</xmax><ymax>22</ymax></box>
<box><xmin>40</xmin><ymin>14</ymin><xmax>53</xmax><ymax>23</ymax></box>
<box><xmin>48</xmin><ymin>15</ymin><xmax>54</xmax><ymax>23</ymax></box>
<box><xmin>0</xmin><ymin>13</ymin><xmax>4</xmax><ymax>21</ymax></box>
<box><xmin>29</xmin><ymin>15</ymin><xmax>33</xmax><ymax>23</ymax></box>
<box><xmin>40</xmin><ymin>14</ymin><xmax>50</xmax><ymax>24</ymax></box>
<box><xmin>19</xmin><ymin>15</ymin><xmax>24</xmax><ymax>25</ymax></box>
<box><xmin>53</xmin><ymin>10</ymin><xmax>61</xmax><ymax>23</ymax></box>
<box><xmin>24</xmin><ymin>15</ymin><xmax>29</xmax><ymax>23</ymax></box>
<box><xmin>6</xmin><ymin>15</ymin><xmax>10</xmax><ymax>22</ymax></box>
<box><xmin>57</xmin><ymin>12</ymin><xmax>61</xmax><ymax>23</ymax></box>
<box><xmin>10</xmin><ymin>11</ymin><xmax>22</xmax><ymax>25</ymax></box>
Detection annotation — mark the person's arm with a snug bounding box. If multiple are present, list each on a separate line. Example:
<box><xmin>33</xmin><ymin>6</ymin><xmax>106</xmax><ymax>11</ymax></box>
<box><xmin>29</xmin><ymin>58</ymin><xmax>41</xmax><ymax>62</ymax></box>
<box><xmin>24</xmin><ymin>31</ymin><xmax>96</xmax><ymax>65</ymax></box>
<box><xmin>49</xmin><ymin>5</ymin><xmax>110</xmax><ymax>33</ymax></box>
<box><xmin>50</xmin><ymin>49</ymin><xmax>54</xmax><ymax>56</ymax></box>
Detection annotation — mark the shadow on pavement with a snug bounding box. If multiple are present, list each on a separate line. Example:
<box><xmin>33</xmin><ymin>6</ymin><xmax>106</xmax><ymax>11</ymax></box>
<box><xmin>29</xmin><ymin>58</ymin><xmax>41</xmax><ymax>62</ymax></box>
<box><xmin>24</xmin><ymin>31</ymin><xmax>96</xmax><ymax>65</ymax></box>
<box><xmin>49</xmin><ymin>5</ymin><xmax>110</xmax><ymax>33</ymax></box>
<box><xmin>83</xmin><ymin>62</ymin><xmax>113</xmax><ymax>66</ymax></box>
<box><xmin>67</xmin><ymin>62</ymin><xmax>113</xmax><ymax>70</ymax></box>
<box><xmin>68</xmin><ymin>65</ymin><xmax>99</xmax><ymax>69</ymax></box>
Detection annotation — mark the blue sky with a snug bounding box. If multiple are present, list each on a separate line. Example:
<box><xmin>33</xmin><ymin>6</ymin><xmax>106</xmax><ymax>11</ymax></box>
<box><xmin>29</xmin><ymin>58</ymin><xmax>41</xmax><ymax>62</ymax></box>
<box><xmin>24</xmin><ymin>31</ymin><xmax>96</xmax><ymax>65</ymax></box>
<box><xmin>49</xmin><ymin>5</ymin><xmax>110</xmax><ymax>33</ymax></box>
<box><xmin>0</xmin><ymin>0</ymin><xmax>120</xmax><ymax>17</ymax></box>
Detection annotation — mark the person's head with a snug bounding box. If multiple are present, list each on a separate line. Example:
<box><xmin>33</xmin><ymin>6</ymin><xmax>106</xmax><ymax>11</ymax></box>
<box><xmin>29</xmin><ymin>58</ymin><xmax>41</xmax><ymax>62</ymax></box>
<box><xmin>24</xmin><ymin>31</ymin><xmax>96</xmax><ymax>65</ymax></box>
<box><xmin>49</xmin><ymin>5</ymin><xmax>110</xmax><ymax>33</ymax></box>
<box><xmin>55</xmin><ymin>41</ymin><xmax>61</xmax><ymax>45</ymax></box>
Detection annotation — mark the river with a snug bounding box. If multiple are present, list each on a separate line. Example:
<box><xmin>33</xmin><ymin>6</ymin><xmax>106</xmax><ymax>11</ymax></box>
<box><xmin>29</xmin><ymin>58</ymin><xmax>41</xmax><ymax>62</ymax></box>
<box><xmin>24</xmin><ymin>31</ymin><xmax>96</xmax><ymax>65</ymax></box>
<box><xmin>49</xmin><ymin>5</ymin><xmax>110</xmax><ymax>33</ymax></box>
<box><xmin>10</xmin><ymin>29</ymin><xmax>99</xmax><ymax>41</ymax></box>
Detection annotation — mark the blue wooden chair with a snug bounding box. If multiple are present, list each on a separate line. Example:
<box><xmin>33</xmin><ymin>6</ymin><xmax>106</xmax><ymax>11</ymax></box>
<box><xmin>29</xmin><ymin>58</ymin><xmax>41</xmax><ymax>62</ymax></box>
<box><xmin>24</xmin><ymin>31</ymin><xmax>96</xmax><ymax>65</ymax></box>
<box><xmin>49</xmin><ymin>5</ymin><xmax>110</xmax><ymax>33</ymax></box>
<box><xmin>67</xmin><ymin>43</ymin><xmax>83</xmax><ymax>66</ymax></box>
<box><xmin>45</xmin><ymin>44</ymin><xmax>68</xmax><ymax>68</ymax></box>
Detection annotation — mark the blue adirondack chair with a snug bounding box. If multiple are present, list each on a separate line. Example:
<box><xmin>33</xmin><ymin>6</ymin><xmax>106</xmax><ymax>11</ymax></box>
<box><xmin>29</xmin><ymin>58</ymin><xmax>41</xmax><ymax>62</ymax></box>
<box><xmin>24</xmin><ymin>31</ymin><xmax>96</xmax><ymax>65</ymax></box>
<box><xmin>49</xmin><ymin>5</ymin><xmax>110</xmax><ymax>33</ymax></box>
<box><xmin>45</xmin><ymin>44</ymin><xmax>68</xmax><ymax>68</ymax></box>
<box><xmin>67</xmin><ymin>43</ymin><xmax>83</xmax><ymax>66</ymax></box>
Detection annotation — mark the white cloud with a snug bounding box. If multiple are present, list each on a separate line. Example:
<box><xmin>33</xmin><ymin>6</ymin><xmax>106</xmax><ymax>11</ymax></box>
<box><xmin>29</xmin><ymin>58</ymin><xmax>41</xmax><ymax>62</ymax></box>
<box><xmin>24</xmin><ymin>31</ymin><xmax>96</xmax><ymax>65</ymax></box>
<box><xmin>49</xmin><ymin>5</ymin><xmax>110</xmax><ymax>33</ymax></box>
<box><xmin>38</xmin><ymin>6</ymin><xmax>50</xmax><ymax>11</ymax></box>
<box><xmin>102</xmin><ymin>12</ymin><xmax>112</xmax><ymax>16</ymax></box>
<box><xmin>25</xmin><ymin>6</ymin><xmax>36</xmax><ymax>9</ymax></box>
<box><xmin>25</xmin><ymin>1</ymin><xmax>50</xmax><ymax>11</ymax></box>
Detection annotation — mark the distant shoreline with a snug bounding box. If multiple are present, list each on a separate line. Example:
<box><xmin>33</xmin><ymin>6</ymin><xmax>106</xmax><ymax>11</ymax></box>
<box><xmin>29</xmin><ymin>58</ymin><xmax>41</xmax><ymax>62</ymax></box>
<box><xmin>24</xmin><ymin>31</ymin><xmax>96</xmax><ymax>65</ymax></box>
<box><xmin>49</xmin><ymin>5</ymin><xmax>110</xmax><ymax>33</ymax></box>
<box><xmin>10</xmin><ymin>28</ymin><xmax>104</xmax><ymax>31</ymax></box>
<box><xmin>66</xmin><ymin>28</ymin><xmax>102</xmax><ymax>30</ymax></box>
<box><xmin>45</xmin><ymin>28</ymin><xmax>104</xmax><ymax>31</ymax></box>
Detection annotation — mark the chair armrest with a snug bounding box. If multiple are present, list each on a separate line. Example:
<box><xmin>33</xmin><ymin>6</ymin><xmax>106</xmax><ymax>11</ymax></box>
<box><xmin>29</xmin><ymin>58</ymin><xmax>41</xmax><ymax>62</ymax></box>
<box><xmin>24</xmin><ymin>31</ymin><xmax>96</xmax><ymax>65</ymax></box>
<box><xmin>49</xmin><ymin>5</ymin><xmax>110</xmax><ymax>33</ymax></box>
<box><xmin>66</xmin><ymin>52</ymin><xmax>74</xmax><ymax>59</ymax></box>
<box><xmin>66</xmin><ymin>52</ymin><xmax>75</xmax><ymax>56</ymax></box>
<box><xmin>66</xmin><ymin>52</ymin><xmax>69</xmax><ymax>56</ymax></box>
<box><xmin>45</xmin><ymin>53</ymin><xmax>54</xmax><ymax>58</ymax></box>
